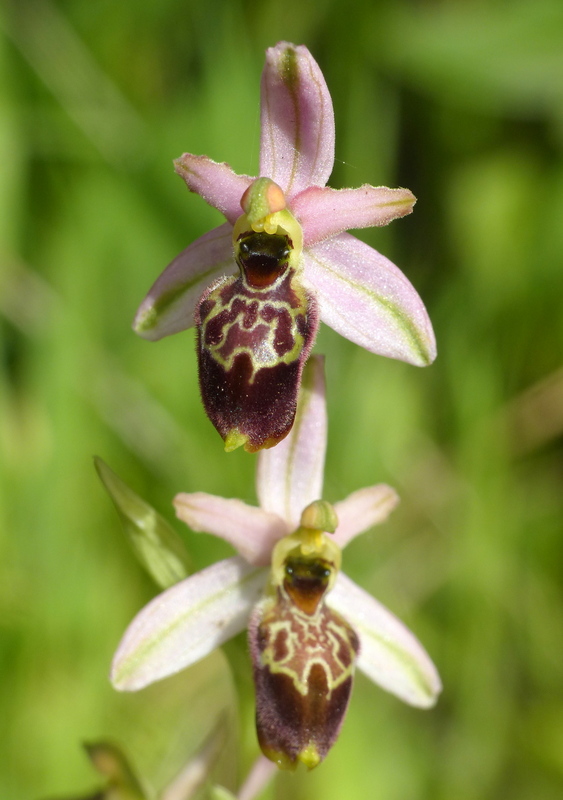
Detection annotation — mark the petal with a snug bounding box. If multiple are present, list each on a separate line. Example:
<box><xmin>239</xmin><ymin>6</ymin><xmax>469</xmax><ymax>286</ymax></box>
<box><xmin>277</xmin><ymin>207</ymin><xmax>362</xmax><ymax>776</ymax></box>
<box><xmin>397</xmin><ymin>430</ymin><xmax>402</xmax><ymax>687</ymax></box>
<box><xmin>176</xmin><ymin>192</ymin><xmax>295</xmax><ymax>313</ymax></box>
<box><xmin>111</xmin><ymin>556</ymin><xmax>267</xmax><ymax>691</ymax></box>
<box><xmin>174</xmin><ymin>492</ymin><xmax>288</xmax><ymax>566</ymax></box>
<box><xmin>333</xmin><ymin>484</ymin><xmax>400</xmax><ymax>549</ymax></box>
<box><xmin>174</xmin><ymin>154</ymin><xmax>253</xmax><ymax>225</ymax></box>
<box><xmin>256</xmin><ymin>355</ymin><xmax>327</xmax><ymax>529</ymax></box>
<box><xmin>260</xmin><ymin>43</ymin><xmax>335</xmax><ymax>198</ymax></box>
<box><xmin>328</xmin><ymin>573</ymin><xmax>442</xmax><ymax>708</ymax></box>
<box><xmin>133</xmin><ymin>223</ymin><xmax>236</xmax><ymax>341</ymax></box>
<box><xmin>291</xmin><ymin>185</ymin><xmax>416</xmax><ymax>246</ymax></box>
<box><xmin>305</xmin><ymin>232</ymin><xmax>437</xmax><ymax>366</ymax></box>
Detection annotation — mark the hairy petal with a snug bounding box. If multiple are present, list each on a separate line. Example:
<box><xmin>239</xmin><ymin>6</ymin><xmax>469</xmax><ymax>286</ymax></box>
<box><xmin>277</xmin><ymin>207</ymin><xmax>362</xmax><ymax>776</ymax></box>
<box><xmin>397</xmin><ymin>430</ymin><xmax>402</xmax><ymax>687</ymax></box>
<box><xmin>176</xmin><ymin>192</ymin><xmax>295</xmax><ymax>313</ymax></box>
<box><xmin>329</xmin><ymin>573</ymin><xmax>442</xmax><ymax>708</ymax></box>
<box><xmin>260</xmin><ymin>42</ymin><xmax>335</xmax><ymax>199</ymax></box>
<box><xmin>256</xmin><ymin>355</ymin><xmax>327</xmax><ymax>529</ymax></box>
<box><xmin>292</xmin><ymin>185</ymin><xmax>416</xmax><ymax>246</ymax></box>
<box><xmin>333</xmin><ymin>485</ymin><xmax>400</xmax><ymax>549</ymax></box>
<box><xmin>304</xmin><ymin>233</ymin><xmax>437</xmax><ymax>366</ymax></box>
<box><xmin>174</xmin><ymin>492</ymin><xmax>288</xmax><ymax>566</ymax></box>
<box><xmin>133</xmin><ymin>223</ymin><xmax>236</xmax><ymax>341</ymax></box>
<box><xmin>111</xmin><ymin>557</ymin><xmax>267</xmax><ymax>691</ymax></box>
<box><xmin>174</xmin><ymin>154</ymin><xmax>253</xmax><ymax>225</ymax></box>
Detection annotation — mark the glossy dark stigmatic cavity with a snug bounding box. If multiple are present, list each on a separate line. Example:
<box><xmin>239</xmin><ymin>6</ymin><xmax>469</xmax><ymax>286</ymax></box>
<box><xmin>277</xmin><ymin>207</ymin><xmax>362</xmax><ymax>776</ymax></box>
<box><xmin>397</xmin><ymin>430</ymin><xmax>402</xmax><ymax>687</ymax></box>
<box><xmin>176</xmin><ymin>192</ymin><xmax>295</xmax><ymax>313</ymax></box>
<box><xmin>284</xmin><ymin>556</ymin><xmax>332</xmax><ymax>615</ymax></box>
<box><xmin>235</xmin><ymin>231</ymin><xmax>291</xmax><ymax>288</ymax></box>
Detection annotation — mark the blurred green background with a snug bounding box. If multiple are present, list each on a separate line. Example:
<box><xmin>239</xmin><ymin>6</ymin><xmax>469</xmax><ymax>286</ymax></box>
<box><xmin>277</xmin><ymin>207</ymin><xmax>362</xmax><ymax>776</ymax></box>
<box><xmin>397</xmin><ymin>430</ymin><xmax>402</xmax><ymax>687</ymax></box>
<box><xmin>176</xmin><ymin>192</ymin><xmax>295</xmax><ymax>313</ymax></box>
<box><xmin>2</xmin><ymin>0</ymin><xmax>563</xmax><ymax>797</ymax></box>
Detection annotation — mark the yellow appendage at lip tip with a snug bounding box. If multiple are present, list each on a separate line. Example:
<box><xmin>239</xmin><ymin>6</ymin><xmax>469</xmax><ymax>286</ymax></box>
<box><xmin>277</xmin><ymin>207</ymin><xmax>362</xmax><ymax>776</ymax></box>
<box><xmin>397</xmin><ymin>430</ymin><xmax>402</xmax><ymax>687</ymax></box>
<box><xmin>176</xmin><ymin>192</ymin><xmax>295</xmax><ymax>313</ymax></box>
<box><xmin>262</xmin><ymin>743</ymin><xmax>321</xmax><ymax>772</ymax></box>
<box><xmin>223</xmin><ymin>430</ymin><xmax>249</xmax><ymax>452</ymax></box>
<box><xmin>299</xmin><ymin>743</ymin><xmax>321</xmax><ymax>770</ymax></box>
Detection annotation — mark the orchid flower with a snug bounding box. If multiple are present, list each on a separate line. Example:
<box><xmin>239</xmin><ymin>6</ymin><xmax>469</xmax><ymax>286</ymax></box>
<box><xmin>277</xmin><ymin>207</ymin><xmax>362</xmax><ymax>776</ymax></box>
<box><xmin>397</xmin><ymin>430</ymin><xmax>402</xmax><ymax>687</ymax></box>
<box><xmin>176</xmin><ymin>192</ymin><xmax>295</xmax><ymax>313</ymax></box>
<box><xmin>111</xmin><ymin>357</ymin><xmax>441</xmax><ymax>770</ymax></box>
<box><xmin>133</xmin><ymin>42</ymin><xmax>436</xmax><ymax>453</ymax></box>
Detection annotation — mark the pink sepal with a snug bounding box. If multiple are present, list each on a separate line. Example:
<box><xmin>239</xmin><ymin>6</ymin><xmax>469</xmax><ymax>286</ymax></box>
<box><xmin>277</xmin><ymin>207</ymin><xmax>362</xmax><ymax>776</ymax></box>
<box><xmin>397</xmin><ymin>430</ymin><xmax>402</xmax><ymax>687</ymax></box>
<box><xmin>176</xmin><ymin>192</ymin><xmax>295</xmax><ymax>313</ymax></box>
<box><xmin>329</xmin><ymin>573</ymin><xmax>442</xmax><ymax>708</ymax></box>
<box><xmin>260</xmin><ymin>42</ymin><xmax>335</xmax><ymax>199</ymax></box>
<box><xmin>133</xmin><ymin>223</ymin><xmax>236</xmax><ymax>340</ymax></box>
<box><xmin>305</xmin><ymin>232</ymin><xmax>437</xmax><ymax>366</ymax></box>
<box><xmin>111</xmin><ymin>557</ymin><xmax>267</xmax><ymax>690</ymax></box>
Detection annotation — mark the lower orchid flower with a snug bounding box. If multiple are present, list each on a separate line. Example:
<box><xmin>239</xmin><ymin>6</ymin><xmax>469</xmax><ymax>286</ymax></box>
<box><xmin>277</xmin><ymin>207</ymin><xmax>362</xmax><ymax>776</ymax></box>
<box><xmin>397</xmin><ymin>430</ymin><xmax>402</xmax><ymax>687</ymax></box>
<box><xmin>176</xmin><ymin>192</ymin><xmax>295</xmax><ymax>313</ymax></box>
<box><xmin>111</xmin><ymin>357</ymin><xmax>441</xmax><ymax>770</ymax></box>
<box><xmin>133</xmin><ymin>42</ymin><xmax>436</xmax><ymax>453</ymax></box>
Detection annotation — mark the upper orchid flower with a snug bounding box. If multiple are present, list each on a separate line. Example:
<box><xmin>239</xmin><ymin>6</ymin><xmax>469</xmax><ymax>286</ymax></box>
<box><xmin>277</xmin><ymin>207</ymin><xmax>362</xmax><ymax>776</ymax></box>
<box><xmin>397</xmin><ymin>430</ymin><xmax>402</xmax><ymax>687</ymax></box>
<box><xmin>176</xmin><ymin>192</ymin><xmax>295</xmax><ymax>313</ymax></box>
<box><xmin>111</xmin><ymin>358</ymin><xmax>441</xmax><ymax>771</ymax></box>
<box><xmin>133</xmin><ymin>42</ymin><xmax>436</xmax><ymax>452</ymax></box>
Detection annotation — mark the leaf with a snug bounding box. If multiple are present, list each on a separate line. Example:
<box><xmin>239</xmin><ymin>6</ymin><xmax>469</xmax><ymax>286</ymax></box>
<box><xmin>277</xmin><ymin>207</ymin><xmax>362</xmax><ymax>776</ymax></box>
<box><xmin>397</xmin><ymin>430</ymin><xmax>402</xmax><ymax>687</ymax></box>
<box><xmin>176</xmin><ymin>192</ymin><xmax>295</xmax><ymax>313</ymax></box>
<box><xmin>94</xmin><ymin>457</ymin><xmax>191</xmax><ymax>589</ymax></box>
<box><xmin>84</xmin><ymin>742</ymin><xmax>147</xmax><ymax>800</ymax></box>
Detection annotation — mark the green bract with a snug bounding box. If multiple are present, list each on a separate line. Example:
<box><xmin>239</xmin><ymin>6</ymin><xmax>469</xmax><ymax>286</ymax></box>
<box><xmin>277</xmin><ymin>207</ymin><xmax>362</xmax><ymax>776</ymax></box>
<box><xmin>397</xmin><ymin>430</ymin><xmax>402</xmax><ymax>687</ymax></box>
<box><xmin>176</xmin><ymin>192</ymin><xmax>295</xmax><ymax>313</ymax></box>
<box><xmin>95</xmin><ymin>457</ymin><xmax>191</xmax><ymax>589</ymax></box>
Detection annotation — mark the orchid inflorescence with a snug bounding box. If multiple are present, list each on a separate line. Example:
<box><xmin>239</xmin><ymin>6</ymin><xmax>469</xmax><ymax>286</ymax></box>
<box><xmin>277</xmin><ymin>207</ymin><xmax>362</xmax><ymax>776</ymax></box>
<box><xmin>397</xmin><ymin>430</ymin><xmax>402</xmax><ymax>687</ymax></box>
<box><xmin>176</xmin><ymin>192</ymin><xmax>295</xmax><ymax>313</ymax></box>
<box><xmin>106</xmin><ymin>41</ymin><xmax>440</xmax><ymax>795</ymax></box>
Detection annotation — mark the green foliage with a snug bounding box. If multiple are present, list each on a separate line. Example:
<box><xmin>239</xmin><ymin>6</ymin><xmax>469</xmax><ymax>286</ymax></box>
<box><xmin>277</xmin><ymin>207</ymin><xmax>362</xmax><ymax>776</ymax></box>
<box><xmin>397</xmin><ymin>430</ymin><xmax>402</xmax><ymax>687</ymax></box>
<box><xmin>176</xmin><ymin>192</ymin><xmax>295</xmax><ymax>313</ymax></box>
<box><xmin>61</xmin><ymin>742</ymin><xmax>147</xmax><ymax>800</ymax></box>
<box><xmin>94</xmin><ymin>457</ymin><xmax>191</xmax><ymax>589</ymax></box>
<box><xmin>1</xmin><ymin>0</ymin><xmax>563</xmax><ymax>798</ymax></box>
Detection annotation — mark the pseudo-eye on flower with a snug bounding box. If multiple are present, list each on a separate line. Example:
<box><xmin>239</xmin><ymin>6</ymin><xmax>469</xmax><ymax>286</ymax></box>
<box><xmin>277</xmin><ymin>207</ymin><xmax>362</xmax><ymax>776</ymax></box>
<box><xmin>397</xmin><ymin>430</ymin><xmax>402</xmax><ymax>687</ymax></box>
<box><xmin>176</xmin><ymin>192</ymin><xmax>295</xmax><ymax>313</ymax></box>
<box><xmin>111</xmin><ymin>357</ymin><xmax>441</xmax><ymax>771</ymax></box>
<box><xmin>133</xmin><ymin>42</ymin><xmax>436</xmax><ymax>453</ymax></box>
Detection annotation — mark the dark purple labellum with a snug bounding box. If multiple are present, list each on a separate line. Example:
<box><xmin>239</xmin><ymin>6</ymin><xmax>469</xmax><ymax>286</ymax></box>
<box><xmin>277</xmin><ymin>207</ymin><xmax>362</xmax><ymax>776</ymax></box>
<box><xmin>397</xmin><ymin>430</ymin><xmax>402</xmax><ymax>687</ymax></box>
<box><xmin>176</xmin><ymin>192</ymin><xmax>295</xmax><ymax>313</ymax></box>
<box><xmin>195</xmin><ymin>238</ymin><xmax>318</xmax><ymax>452</ymax></box>
<box><xmin>249</xmin><ymin>554</ymin><xmax>360</xmax><ymax>770</ymax></box>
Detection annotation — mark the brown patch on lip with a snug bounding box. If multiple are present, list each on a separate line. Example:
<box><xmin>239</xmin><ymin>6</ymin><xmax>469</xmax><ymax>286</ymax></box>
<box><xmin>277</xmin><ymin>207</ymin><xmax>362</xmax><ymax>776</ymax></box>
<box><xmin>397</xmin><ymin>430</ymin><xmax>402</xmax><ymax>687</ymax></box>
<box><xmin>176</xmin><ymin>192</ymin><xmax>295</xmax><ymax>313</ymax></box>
<box><xmin>196</xmin><ymin>269</ymin><xmax>318</xmax><ymax>452</ymax></box>
<box><xmin>248</xmin><ymin>589</ymin><xmax>360</xmax><ymax>769</ymax></box>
